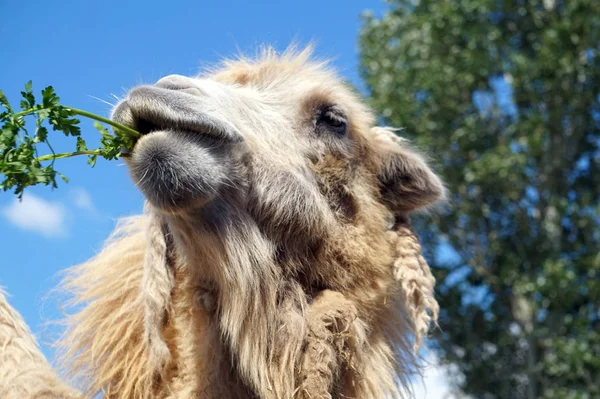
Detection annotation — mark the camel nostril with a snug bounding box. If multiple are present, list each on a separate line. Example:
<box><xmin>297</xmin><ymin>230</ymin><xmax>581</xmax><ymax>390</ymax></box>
<box><xmin>179</xmin><ymin>87</ymin><xmax>203</xmax><ymax>97</ymax></box>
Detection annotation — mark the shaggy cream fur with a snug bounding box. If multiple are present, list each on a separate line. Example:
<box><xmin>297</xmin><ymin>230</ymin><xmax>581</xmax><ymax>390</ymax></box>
<box><xmin>0</xmin><ymin>47</ymin><xmax>444</xmax><ymax>399</ymax></box>
<box><xmin>0</xmin><ymin>288</ymin><xmax>80</xmax><ymax>399</ymax></box>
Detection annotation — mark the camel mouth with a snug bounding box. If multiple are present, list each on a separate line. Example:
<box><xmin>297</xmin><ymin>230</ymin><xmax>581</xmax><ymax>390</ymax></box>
<box><xmin>120</xmin><ymin>116</ymin><xmax>226</xmax><ymax>157</ymax></box>
<box><xmin>110</xmin><ymin>84</ymin><xmax>245</xmax><ymax>212</ymax></box>
<box><xmin>111</xmin><ymin>85</ymin><xmax>244</xmax><ymax>157</ymax></box>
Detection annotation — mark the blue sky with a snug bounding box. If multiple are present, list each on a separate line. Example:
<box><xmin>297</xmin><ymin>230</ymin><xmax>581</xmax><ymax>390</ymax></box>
<box><xmin>0</xmin><ymin>1</ymin><xmax>452</xmax><ymax>397</ymax></box>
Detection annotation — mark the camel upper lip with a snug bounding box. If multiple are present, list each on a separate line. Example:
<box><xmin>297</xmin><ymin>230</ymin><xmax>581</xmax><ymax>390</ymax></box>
<box><xmin>111</xmin><ymin>85</ymin><xmax>244</xmax><ymax>152</ymax></box>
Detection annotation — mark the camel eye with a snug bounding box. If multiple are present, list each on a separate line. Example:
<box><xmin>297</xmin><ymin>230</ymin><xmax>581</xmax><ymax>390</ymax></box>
<box><xmin>316</xmin><ymin>107</ymin><xmax>347</xmax><ymax>136</ymax></box>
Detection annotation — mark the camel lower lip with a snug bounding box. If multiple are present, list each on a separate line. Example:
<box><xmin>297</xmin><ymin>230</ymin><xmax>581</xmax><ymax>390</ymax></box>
<box><xmin>125</xmin><ymin>128</ymin><xmax>229</xmax><ymax>157</ymax></box>
<box><xmin>128</xmin><ymin>128</ymin><xmax>230</xmax><ymax>211</ymax></box>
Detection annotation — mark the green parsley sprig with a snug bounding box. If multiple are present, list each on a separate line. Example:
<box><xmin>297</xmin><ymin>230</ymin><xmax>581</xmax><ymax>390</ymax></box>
<box><xmin>0</xmin><ymin>81</ymin><xmax>140</xmax><ymax>198</ymax></box>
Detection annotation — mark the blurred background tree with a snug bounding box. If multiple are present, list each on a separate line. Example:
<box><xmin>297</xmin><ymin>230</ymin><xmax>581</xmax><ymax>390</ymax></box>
<box><xmin>359</xmin><ymin>1</ymin><xmax>599</xmax><ymax>398</ymax></box>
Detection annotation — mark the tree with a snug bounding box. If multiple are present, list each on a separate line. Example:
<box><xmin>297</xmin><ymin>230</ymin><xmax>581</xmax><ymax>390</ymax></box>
<box><xmin>359</xmin><ymin>1</ymin><xmax>600</xmax><ymax>398</ymax></box>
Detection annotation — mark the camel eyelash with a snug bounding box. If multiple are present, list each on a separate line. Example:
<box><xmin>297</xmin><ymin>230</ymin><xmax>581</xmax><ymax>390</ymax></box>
<box><xmin>315</xmin><ymin>106</ymin><xmax>348</xmax><ymax>136</ymax></box>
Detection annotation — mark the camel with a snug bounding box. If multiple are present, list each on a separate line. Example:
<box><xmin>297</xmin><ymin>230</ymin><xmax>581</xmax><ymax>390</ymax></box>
<box><xmin>0</xmin><ymin>46</ymin><xmax>445</xmax><ymax>399</ymax></box>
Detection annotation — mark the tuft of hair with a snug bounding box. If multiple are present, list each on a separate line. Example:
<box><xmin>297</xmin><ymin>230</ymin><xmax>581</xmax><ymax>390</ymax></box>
<box><xmin>0</xmin><ymin>287</ymin><xmax>81</xmax><ymax>399</ymax></box>
<box><xmin>54</xmin><ymin>216</ymin><xmax>157</xmax><ymax>398</ymax></box>
<box><xmin>204</xmin><ymin>43</ymin><xmax>334</xmax><ymax>88</ymax></box>
<box><xmin>393</xmin><ymin>220</ymin><xmax>439</xmax><ymax>349</ymax></box>
<box><xmin>140</xmin><ymin>202</ymin><xmax>174</xmax><ymax>377</ymax></box>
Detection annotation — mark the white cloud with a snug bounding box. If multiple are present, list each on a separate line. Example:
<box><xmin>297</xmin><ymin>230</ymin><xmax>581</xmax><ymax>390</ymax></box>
<box><xmin>69</xmin><ymin>187</ymin><xmax>95</xmax><ymax>212</ymax></box>
<box><xmin>411</xmin><ymin>352</ymin><xmax>462</xmax><ymax>399</ymax></box>
<box><xmin>1</xmin><ymin>193</ymin><xmax>67</xmax><ymax>238</ymax></box>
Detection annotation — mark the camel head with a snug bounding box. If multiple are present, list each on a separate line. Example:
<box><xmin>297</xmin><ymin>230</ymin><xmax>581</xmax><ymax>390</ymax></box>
<box><xmin>111</xmin><ymin>49</ymin><xmax>444</xmax><ymax>277</ymax></box>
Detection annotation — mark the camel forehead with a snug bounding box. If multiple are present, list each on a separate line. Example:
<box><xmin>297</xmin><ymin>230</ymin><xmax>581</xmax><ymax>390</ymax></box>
<box><xmin>209</xmin><ymin>53</ymin><xmax>333</xmax><ymax>87</ymax></box>
<box><xmin>206</xmin><ymin>56</ymin><xmax>376</xmax><ymax>136</ymax></box>
<box><xmin>208</xmin><ymin>53</ymin><xmax>362</xmax><ymax>102</ymax></box>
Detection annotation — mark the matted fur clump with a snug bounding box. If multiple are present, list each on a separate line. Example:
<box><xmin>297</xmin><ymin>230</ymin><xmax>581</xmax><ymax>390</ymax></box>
<box><xmin>0</xmin><ymin>288</ymin><xmax>79</xmax><ymax>399</ymax></box>
<box><xmin>1</xmin><ymin>46</ymin><xmax>445</xmax><ymax>399</ymax></box>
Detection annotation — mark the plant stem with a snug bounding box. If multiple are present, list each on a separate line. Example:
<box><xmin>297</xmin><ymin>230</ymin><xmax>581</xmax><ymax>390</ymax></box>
<box><xmin>36</xmin><ymin>150</ymin><xmax>102</xmax><ymax>162</ymax></box>
<box><xmin>67</xmin><ymin>107</ymin><xmax>140</xmax><ymax>137</ymax></box>
<box><xmin>13</xmin><ymin>106</ymin><xmax>140</xmax><ymax>137</ymax></box>
<box><xmin>12</xmin><ymin>109</ymin><xmax>37</xmax><ymax>118</ymax></box>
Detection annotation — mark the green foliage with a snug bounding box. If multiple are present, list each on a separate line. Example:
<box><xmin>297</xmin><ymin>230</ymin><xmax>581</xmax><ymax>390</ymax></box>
<box><xmin>360</xmin><ymin>1</ymin><xmax>599</xmax><ymax>398</ymax></box>
<box><xmin>0</xmin><ymin>82</ymin><xmax>139</xmax><ymax>197</ymax></box>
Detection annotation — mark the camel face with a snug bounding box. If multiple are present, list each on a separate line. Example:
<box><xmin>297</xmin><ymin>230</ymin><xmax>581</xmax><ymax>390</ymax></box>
<box><xmin>111</xmin><ymin>53</ymin><xmax>445</xmax><ymax>285</ymax></box>
<box><xmin>111</xmin><ymin>64</ymin><xmax>381</xmax><ymax>229</ymax></box>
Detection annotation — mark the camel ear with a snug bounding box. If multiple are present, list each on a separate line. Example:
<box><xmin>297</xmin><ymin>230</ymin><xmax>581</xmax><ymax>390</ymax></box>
<box><xmin>370</xmin><ymin>127</ymin><xmax>445</xmax><ymax>213</ymax></box>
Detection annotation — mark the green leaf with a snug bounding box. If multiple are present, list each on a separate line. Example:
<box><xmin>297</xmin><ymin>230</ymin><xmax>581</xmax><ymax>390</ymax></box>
<box><xmin>34</xmin><ymin>126</ymin><xmax>48</xmax><ymax>143</ymax></box>
<box><xmin>37</xmin><ymin>108</ymin><xmax>51</xmax><ymax>120</ymax></box>
<box><xmin>87</xmin><ymin>154</ymin><xmax>97</xmax><ymax>167</ymax></box>
<box><xmin>0</xmin><ymin>90</ymin><xmax>11</xmax><ymax>112</ymax></box>
<box><xmin>76</xmin><ymin>137</ymin><xmax>87</xmax><ymax>152</ymax></box>
<box><xmin>41</xmin><ymin>86</ymin><xmax>59</xmax><ymax>108</ymax></box>
<box><xmin>93</xmin><ymin>121</ymin><xmax>108</xmax><ymax>134</ymax></box>
<box><xmin>19</xmin><ymin>81</ymin><xmax>35</xmax><ymax>110</ymax></box>
<box><xmin>58</xmin><ymin>172</ymin><xmax>69</xmax><ymax>183</ymax></box>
